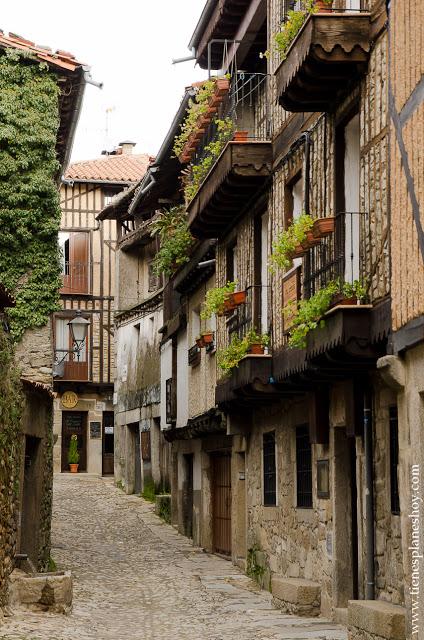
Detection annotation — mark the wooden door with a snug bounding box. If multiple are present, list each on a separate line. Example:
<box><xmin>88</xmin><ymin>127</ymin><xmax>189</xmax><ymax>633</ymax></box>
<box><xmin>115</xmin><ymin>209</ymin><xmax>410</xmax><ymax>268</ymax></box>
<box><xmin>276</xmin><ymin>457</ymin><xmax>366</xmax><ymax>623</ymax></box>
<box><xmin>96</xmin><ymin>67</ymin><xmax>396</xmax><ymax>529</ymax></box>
<box><xmin>61</xmin><ymin>232</ymin><xmax>89</xmax><ymax>294</ymax></box>
<box><xmin>212</xmin><ymin>454</ymin><xmax>232</xmax><ymax>556</ymax></box>
<box><xmin>61</xmin><ymin>412</ymin><xmax>87</xmax><ymax>472</ymax></box>
<box><xmin>102</xmin><ymin>412</ymin><xmax>114</xmax><ymax>475</ymax></box>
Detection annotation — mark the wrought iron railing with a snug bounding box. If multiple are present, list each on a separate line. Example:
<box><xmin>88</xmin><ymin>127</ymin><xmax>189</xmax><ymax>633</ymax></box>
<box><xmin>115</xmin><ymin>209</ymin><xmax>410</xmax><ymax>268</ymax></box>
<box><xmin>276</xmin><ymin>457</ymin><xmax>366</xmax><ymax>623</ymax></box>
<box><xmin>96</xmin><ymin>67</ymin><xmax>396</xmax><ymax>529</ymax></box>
<box><xmin>281</xmin><ymin>0</ymin><xmax>369</xmax><ymax>19</ymax></box>
<box><xmin>227</xmin><ymin>285</ymin><xmax>270</xmax><ymax>342</ymax></box>
<box><xmin>303</xmin><ymin>211</ymin><xmax>364</xmax><ymax>299</ymax></box>
<box><xmin>191</xmin><ymin>72</ymin><xmax>271</xmax><ymax>170</ymax></box>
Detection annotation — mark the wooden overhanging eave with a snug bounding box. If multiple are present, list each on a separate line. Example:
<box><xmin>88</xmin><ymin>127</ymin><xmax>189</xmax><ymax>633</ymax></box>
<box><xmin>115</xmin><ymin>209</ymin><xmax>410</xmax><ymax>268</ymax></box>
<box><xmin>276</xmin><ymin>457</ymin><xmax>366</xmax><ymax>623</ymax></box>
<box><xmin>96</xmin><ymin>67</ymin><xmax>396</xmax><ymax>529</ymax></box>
<box><xmin>272</xmin><ymin>304</ymin><xmax>388</xmax><ymax>388</ymax></box>
<box><xmin>215</xmin><ymin>354</ymin><xmax>276</xmax><ymax>407</ymax></box>
<box><xmin>187</xmin><ymin>140</ymin><xmax>272</xmax><ymax>239</ymax></box>
<box><xmin>274</xmin><ymin>12</ymin><xmax>371</xmax><ymax>113</ymax></box>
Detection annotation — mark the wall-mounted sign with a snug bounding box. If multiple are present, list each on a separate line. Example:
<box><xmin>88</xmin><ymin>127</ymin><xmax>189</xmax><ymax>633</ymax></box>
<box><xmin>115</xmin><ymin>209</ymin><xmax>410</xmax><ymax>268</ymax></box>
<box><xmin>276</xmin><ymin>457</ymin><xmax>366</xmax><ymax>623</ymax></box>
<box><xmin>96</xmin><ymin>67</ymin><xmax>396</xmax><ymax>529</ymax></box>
<box><xmin>61</xmin><ymin>391</ymin><xmax>78</xmax><ymax>409</ymax></box>
<box><xmin>89</xmin><ymin>421</ymin><xmax>101</xmax><ymax>439</ymax></box>
<box><xmin>317</xmin><ymin>459</ymin><xmax>330</xmax><ymax>499</ymax></box>
<box><xmin>282</xmin><ymin>266</ymin><xmax>301</xmax><ymax>333</ymax></box>
<box><xmin>104</xmin><ymin>425</ymin><xmax>114</xmax><ymax>435</ymax></box>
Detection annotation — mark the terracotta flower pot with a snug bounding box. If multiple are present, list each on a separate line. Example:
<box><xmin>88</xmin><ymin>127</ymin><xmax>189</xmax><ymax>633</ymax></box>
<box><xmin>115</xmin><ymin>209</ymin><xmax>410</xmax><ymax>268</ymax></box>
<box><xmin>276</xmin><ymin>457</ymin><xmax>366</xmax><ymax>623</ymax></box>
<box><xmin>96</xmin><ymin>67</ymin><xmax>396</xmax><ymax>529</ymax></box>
<box><xmin>249</xmin><ymin>343</ymin><xmax>265</xmax><ymax>355</ymax></box>
<box><xmin>315</xmin><ymin>0</ymin><xmax>333</xmax><ymax>12</ymax></box>
<box><xmin>312</xmin><ymin>217</ymin><xmax>335</xmax><ymax>239</ymax></box>
<box><xmin>233</xmin><ymin>131</ymin><xmax>249</xmax><ymax>143</ymax></box>
<box><xmin>229</xmin><ymin>290</ymin><xmax>247</xmax><ymax>305</ymax></box>
<box><xmin>215</xmin><ymin>78</ymin><xmax>230</xmax><ymax>95</ymax></box>
<box><xmin>294</xmin><ymin>244</ymin><xmax>307</xmax><ymax>257</ymax></box>
<box><xmin>201</xmin><ymin>332</ymin><xmax>214</xmax><ymax>345</ymax></box>
<box><xmin>331</xmin><ymin>294</ymin><xmax>358</xmax><ymax>307</ymax></box>
<box><xmin>69</xmin><ymin>464</ymin><xmax>79</xmax><ymax>473</ymax></box>
<box><xmin>224</xmin><ymin>298</ymin><xmax>237</xmax><ymax>314</ymax></box>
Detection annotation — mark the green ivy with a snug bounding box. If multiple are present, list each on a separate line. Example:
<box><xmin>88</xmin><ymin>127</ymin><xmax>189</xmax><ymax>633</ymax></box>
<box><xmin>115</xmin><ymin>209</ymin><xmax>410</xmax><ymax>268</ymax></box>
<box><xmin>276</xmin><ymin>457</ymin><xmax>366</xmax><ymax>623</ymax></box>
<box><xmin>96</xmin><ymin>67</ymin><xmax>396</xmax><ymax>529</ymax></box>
<box><xmin>0</xmin><ymin>325</ymin><xmax>24</xmax><ymax>606</ymax></box>
<box><xmin>0</xmin><ymin>49</ymin><xmax>61</xmax><ymax>340</ymax></box>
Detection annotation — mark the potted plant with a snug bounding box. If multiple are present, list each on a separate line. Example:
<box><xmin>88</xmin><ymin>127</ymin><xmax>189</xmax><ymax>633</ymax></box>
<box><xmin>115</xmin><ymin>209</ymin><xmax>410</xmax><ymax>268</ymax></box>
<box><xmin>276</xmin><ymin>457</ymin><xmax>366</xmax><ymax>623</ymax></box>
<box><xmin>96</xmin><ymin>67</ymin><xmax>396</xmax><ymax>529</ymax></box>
<box><xmin>201</xmin><ymin>331</ymin><xmax>214</xmax><ymax>345</ymax></box>
<box><xmin>312</xmin><ymin>216</ymin><xmax>335</xmax><ymax>239</ymax></box>
<box><xmin>233</xmin><ymin>131</ymin><xmax>249</xmax><ymax>142</ymax></box>
<box><xmin>270</xmin><ymin>213</ymin><xmax>314</xmax><ymax>271</ymax></box>
<box><xmin>315</xmin><ymin>0</ymin><xmax>333</xmax><ymax>12</ymax></box>
<box><xmin>228</xmin><ymin>290</ymin><xmax>247</xmax><ymax>306</ymax></box>
<box><xmin>68</xmin><ymin>434</ymin><xmax>79</xmax><ymax>473</ymax></box>
<box><xmin>200</xmin><ymin>281</ymin><xmax>237</xmax><ymax>319</ymax></box>
<box><xmin>246</xmin><ymin>329</ymin><xmax>270</xmax><ymax>355</ymax></box>
<box><xmin>331</xmin><ymin>280</ymin><xmax>367</xmax><ymax>307</ymax></box>
<box><xmin>217</xmin><ymin>335</ymin><xmax>249</xmax><ymax>374</ymax></box>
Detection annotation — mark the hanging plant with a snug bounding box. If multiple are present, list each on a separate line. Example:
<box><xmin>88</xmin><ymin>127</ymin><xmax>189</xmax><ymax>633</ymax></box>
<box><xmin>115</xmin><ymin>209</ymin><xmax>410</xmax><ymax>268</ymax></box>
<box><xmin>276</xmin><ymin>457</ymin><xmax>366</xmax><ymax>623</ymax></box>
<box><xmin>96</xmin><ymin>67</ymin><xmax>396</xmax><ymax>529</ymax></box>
<box><xmin>284</xmin><ymin>279</ymin><xmax>367</xmax><ymax>349</ymax></box>
<box><xmin>217</xmin><ymin>329</ymin><xmax>270</xmax><ymax>374</ymax></box>
<box><xmin>269</xmin><ymin>213</ymin><xmax>314</xmax><ymax>272</ymax></box>
<box><xmin>184</xmin><ymin>117</ymin><xmax>234</xmax><ymax>202</ymax></box>
<box><xmin>261</xmin><ymin>0</ymin><xmax>316</xmax><ymax>61</ymax></box>
<box><xmin>200</xmin><ymin>281</ymin><xmax>237</xmax><ymax>320</ymax></box>
<box><xmin>151</xmin><ymin>206</ymin><xmax>194</xmax><ymax>276</ymax></box>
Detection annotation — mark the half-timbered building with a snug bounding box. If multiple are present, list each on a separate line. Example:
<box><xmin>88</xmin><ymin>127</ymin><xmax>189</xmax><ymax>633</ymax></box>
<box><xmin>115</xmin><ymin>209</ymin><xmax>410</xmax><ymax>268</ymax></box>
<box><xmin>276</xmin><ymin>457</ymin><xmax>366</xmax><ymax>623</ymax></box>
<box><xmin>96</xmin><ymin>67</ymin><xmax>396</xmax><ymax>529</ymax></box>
<box><xmin>53</xmin><ymin>144</ymin><xmax>150</xmax><ymax>476</ymax></box>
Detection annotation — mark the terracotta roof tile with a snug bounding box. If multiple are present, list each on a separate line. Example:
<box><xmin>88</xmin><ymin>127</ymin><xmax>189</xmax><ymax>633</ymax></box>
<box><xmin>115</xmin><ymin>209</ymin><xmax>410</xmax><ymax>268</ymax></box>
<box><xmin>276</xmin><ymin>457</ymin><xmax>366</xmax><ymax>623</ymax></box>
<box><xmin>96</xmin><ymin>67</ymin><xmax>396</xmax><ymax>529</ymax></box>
<box><xmin>65</xmin><ymin>154</ymin><xmax>152</xmax><ymax>183</ymax></box>
<box><xmin>0</xmin><ymin>31</ymin><xmax>86</xmax><ymax>72</ymax></box>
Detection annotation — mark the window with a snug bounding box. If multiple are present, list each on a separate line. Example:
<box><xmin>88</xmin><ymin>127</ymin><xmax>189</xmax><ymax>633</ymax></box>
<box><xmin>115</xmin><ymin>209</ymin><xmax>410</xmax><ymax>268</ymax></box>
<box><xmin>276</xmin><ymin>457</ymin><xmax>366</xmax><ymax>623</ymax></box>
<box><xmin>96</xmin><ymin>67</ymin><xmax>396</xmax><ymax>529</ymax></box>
<box><xmin>59</xmin><ymin>231</ymin><xmax>89</xmax><ymax>294</ymax></box>
<box><xmin>54</xmin><ymin>316</ymin><xmax>89</xmax><ymax>381</ymax></box>
<box><xmin>148</xmin><ymin>261</ymin><xmax>160</xmax><ymax>292</ymax></box>
<box><xmin>263</xmin><ymin>431</ymin><xmax>276</xmax><ymax>506</ymax></box>
<box><xmin>226</xmin><ymin>243</ymin><xmax>237</xmax><ymax>283</ymax></box>
<box><xmin>389</xmin><ymin>406</ymin><xmax>400</xmax><ymax>515</ymax></box>
<box><xmin>296</xmin><ymin>425</ymin><xmax>312</xmax><ymax>508</ymax></box>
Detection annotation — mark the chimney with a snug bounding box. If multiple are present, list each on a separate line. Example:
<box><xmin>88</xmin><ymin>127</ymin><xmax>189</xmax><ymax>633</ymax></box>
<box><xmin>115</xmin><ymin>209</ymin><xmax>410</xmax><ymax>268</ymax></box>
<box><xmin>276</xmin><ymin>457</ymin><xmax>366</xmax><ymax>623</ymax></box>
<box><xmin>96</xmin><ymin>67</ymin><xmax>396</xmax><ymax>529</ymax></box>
<box><xmin>119</xmin><ymin>140</ymin><xmax>136</xmax><ymax>155</ymax></box>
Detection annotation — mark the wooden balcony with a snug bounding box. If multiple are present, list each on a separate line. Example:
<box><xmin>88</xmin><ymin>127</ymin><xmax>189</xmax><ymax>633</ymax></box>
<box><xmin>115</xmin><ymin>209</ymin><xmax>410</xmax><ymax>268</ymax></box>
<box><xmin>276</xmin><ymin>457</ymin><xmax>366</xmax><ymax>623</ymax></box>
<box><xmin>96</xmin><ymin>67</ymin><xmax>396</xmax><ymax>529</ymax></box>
<box><xmin>215</xmin><ymin>354</ymin><xmax>275</xmax><ymax>408</ymax></box>
<box><xmin>275</xmin><ymin>12</ymin><xmax>371</xmax><ymax>112</ymax></box>
<box><xmin>62</xmin><ymin>361</ymin><xmax>89</xmax><ymax>381</ymax></box>
<box><xmin>187</xmin><ymin>141</ymin><xmax>272</xmax><ymax>239</ymax></box>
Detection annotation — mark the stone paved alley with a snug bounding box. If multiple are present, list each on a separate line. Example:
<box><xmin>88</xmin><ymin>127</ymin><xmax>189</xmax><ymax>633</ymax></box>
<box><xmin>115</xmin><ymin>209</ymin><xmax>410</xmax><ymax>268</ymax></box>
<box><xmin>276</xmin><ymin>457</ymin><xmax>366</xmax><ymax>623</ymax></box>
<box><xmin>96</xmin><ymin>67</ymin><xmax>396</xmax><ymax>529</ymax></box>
<box><xmin>1</xmin><ymin>475</ymin><xmax>347</xmax><ymax>640</ymax></box>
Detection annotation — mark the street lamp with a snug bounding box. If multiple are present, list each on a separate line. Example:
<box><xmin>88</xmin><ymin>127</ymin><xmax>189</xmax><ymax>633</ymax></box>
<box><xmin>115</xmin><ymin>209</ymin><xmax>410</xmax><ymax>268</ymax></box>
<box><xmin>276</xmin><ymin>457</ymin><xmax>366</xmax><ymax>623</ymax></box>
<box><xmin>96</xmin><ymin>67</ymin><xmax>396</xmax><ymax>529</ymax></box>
<box><xmin>68</xmin><ymin>312</ymin><xmax>90</xmax><ymax>361</ymax></box>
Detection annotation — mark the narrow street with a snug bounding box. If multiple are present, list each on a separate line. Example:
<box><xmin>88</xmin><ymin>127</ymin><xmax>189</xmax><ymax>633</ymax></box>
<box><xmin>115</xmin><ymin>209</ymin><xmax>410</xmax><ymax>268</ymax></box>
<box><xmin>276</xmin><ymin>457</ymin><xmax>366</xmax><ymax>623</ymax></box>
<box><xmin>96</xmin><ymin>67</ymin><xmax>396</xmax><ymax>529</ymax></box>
<box><xmin>1</xmin><ymin>475</ymin><xmax>346</xmax><ymax>640</ymax></box>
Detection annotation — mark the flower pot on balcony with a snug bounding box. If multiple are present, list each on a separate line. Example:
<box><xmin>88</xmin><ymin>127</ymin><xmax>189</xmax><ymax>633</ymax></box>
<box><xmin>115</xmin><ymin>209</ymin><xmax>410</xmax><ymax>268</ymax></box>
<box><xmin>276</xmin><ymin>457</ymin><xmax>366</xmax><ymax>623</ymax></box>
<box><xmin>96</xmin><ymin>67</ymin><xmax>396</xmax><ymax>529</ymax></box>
<box><xmin>312</xmin><ymin>217</ymin><xmax>335</xmax><ymax>239</ymax></box>
<box><xmin>249</xmin><ymin>343</ymin><xmax>265</xmax><ymax>355</ymax></box>
<box><xmin>331</xmin><ymin>293</ymin><xmax>358</xmax><ymax>307</ymax></box>
<box><xmin>69</xmin><ymin>464</ymin><xmax>79</xmax><ymax>474</ymax></box>
<box><xmin>196</xmin><ymin>336</ymin><xmax>205</xmax><ymax>349</ymax></box>
<box><xmin>315</xmin><ymin>0</ymin><xmax>333</xmax><ymax>12</ymax></box>
<box><xmin>201</xmin><ymin>332</ymin><xmax>214</xmax><ymax>345</ymax></box>
<box><xmin>229</xmin><ymin>290</ymin><xmax>247</xmax><ymax>306</ymax></box>
<box><xmin>294</xmin><ymin>244</ymin><xmax>307</xmax><ymax>257</ymax></box>
<box><xmin>224</xmin><ymin>298</ymin><xmax>237</xmax><ymax>314</ymax></box>
<box><xmin>215</xmin><ymin>77</ymin><xmax>230</xmax><ymax>95</ymax></box>
<box><xmin>233</xmin><ymin>131</ymin><xmax>248</xmax><ymax>143</ymax></box>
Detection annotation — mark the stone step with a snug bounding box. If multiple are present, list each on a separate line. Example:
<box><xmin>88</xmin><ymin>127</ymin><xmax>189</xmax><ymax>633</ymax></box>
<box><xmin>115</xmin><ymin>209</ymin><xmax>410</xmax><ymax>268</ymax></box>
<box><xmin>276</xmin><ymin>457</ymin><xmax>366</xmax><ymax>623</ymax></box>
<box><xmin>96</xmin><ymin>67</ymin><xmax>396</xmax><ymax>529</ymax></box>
<box><xmin>348</xmin><ymin>600</ymin><xmax>406</xmax><ymax>640</ymax></box>
<box><xmin>271</xmin><ymin>576</ymin><xmax>321</xmax><ymax>617</ymax></box>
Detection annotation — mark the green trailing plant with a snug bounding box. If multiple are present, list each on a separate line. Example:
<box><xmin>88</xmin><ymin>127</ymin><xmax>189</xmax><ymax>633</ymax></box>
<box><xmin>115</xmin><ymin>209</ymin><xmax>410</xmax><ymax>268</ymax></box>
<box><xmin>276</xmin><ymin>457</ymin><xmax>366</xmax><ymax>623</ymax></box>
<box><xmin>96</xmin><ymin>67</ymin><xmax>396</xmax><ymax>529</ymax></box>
<box><xmin>141</xmin><ymin>477</ymin><xmax>156</xmax><ymax>502</ymax></box>
<box><xmin>284</xmin><ymin>279</ymin><xmax>367</xmax><ymax>349</ymax></box>
<box><xmin>200</xmin><ymin>281</ymin><xmax>237</xmax><ymax>320</ymax></box>
<box><xmin>261</xmin><ymin>0</ymin><xmax>316</xmax><ymax>60</ymax></box>
<box><xmin>173</xmin><ymin>77</ymin><xmax>227</xmax><ymax>158</ymax></box>
<box><xmin>151</xmin><ymin>206</ymin><xmax>194</xmax><ymax>276</ymax></box>
<box><xmin>217</xmin><ymin>329</ymin><xmax>270</xmax><ymax>374</ymax></box>
<box><xmin>269</xmin><ymin>213</ymin><xmax>313</xmax><ymax>272</ymax></box>
<box><xmin>67</xmin><ymin>434</ymin><xmax>79</xmax><ymax>465</ymax></box>
<box><xmin>0</xmin><ymin>49</ymin><xmax>62</xmax><ymax>340</ymax></box>
<box><xmin>184</xmin><ymin>117</ymin><xmax>234</xmax><ymax>202</ymax></box>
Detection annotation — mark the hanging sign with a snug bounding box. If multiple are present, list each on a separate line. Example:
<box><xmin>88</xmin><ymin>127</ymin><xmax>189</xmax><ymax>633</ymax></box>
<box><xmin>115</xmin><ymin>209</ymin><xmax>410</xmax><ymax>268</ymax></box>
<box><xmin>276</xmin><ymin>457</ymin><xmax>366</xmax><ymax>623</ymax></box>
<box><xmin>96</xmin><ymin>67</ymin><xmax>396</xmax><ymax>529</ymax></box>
<box><xmin>61</xmin><ymin>391</ymin><xmax>78</xmax><ymax>409</ymax></box>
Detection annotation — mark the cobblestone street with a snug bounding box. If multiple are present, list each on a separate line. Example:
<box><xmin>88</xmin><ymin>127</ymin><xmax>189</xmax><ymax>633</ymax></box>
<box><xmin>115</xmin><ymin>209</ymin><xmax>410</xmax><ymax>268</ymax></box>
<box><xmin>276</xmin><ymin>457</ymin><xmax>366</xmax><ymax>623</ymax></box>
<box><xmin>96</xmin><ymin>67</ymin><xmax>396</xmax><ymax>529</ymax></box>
<box><xmin>1</xmin><ymin>475</ymin><xmax>346</xmax><ymax>640</ymax></box>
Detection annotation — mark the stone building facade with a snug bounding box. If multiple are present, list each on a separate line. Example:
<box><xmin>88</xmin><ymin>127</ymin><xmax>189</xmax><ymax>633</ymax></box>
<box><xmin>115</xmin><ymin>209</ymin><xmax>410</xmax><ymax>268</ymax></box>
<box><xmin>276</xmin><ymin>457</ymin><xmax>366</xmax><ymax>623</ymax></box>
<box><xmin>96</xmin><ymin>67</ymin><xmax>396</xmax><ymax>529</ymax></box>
<box><xmin>52</xmin><ymin>144</ymin><xmax>150</xmax><ymax>476</ymax></box>
<box><xmin>139</xmin><ymin>0</ymin><xmax>418</xmax><ymax>638</ymax></box>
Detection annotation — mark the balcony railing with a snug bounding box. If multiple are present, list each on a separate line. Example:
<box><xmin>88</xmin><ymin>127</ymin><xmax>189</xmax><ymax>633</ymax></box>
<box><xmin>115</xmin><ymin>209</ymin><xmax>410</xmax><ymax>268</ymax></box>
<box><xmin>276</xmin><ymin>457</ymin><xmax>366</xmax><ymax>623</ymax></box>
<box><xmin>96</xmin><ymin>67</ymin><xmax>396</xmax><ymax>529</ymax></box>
<box><xmin>60</xmin><ymin>262</ymin><xmax>89</xmax><ymax>295</ymax></box>
<box><xmin>274</xmin><ymin>2</ymin><xmax>371</xmax><ymax>112</ymax></box>
<box><xmin>53</xmin><ymin>350</ymin><xmax>89</xmax><ymax>381</ymax></box>
<box><xmin>191</xmin><ymin>71</ymin><xmax>271</xmax><ymax>170</ymax></box>
<box><xmin>303</xmin><ymin>211</ymin><xmax>364</xmax><ymax>299</ymax></box>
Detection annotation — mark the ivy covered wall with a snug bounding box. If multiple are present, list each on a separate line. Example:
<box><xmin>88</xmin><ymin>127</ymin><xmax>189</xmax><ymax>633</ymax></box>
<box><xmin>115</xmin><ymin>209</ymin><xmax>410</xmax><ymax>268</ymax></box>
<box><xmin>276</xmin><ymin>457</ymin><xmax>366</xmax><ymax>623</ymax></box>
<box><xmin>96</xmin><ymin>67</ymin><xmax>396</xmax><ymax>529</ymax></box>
<box><xmin>0</xmin><ymin>48</ymin><xmax>61</xmax><ymax>340</ymax></box>
<box><xmin>0</xmin><ymin>325</ymin><xmax>23</xmax><ymax>608</ymax></box>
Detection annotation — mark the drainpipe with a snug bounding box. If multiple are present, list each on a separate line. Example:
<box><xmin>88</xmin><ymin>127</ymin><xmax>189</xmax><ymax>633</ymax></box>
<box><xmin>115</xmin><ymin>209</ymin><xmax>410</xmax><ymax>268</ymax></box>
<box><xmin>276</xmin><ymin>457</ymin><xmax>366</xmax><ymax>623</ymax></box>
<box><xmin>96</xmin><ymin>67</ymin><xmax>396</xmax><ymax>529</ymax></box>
<box><xmin>364</xmin><ymin>389</ymin><xmax>375</xmax><ymax>600</ymax></box>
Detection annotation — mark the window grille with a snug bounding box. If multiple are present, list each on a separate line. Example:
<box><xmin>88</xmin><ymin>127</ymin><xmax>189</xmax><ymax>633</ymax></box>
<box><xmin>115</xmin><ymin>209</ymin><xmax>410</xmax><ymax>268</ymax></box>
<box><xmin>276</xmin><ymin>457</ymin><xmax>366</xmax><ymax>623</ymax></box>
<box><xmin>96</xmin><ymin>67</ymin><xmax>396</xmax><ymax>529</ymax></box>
<box><xmin>296</xmin><ymin>425</ymin><xmax>312</xmax><ymax>508</ymax></box>
<box><xmin>263</xmin><ymin>431</ymin><xmax>277</xmax><ymax>506</ymax></box>
<box><xmin>389</xmin><ymin>406</ymin><xmax>400</xmax><ymax>515</ymax></box>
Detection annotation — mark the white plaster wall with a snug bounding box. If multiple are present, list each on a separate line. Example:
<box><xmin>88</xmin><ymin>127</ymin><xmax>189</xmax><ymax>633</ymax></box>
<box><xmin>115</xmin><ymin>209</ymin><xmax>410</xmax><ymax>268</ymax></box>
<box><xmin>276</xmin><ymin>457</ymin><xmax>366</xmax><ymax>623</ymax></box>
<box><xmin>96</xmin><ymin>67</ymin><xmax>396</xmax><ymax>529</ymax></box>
<box><xmin>160</xmin><ymin>339</ymin><xmax>173</xmax><ymax>430</ymax></box>
<box><xmin>344</xmin><ymin>114</ymin><xmax>360</xmax><ymax>283</ymax></box>
<box><xmin>176</xmin><ymin>330</ymin><xmax>189</xmax><ymax>428</ymax></box>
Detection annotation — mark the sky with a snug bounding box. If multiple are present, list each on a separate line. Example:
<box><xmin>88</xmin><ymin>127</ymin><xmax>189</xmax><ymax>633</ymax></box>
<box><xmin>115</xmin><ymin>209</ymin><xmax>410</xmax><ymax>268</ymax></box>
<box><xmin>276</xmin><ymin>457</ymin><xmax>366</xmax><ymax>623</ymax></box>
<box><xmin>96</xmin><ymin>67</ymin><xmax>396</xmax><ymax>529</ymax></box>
<box><xmin>1</xmin><ymin>0</ymin><xmax>208</xmax><ymax>162</ymax></box>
